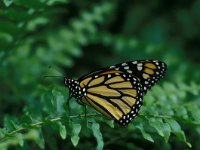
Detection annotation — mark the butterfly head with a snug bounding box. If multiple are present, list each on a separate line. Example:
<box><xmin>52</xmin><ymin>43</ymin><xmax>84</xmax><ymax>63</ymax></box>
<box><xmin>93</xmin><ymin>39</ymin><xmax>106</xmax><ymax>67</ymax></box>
<box><xmin>64</xmin><ymin>77</ymin><xmax>85</xmax><ymax>99</ymax></box>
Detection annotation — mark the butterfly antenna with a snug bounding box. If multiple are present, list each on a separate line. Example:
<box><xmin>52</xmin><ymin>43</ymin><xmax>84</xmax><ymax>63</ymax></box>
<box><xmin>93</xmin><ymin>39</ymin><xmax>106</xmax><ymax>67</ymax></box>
<box><xmin>43</xmin><ymin>75</ymin><xmax>63</xmax><ymax>78</ymax></box>
<box><xmin>84</xmin><ymin>105</ymin><xmax>89</xmax><ymax>127</ymax></box>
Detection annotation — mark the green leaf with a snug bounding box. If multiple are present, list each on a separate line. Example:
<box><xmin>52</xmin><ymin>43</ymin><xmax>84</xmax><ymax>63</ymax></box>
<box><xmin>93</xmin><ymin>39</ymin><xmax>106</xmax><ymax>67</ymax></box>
<box><xmin>135</xmin><ymin>123</ymin><xmax>154</xmax><ymax>142</ymax></box>
<box><xmin>3</xmin><ymin>0</ymin><xmax>13</xmax><ymax>7</ymax></box>
<box><xmin>190</xmin><ymin>81</ymin><xmax>199</xmax><ymax>95</ymax></box>
<box><xmin>35</xmin><ymin>129</ymin><xmax>45</xmax><ymax>149</ymax></box>
<box><xmin>52</xmin><ymin>88</ymin><xmax>66</xmax><ymax>115</ymax></box>
<box><xmin>71</xmin><ymin>123</ymin><xmax>81</xmax><ymax>147</ymax></box>
<box><xmin>0</xmin><ymin>32</ymin><xmax>13</xmax><ymax>44</ymax></box>
<box><xmin>149</xmin><ymin>118</ymin><xmax>165</xmax><ymax>137</ymax></box>
<box><xmin>148</xmin><ymin>118</ymin><xmax>171</xmax><ymax>142</ymax></box>
<box><xmin>166</xmin><ymin>119</ymin><xmax>182</xmax><ymax>135</ymax></box>
<box><xmin>17</xmin><ymin>133</ymin><xmax>24</xmax><ymax>147</ymax></box>
<box><xmin>174</xmin><ymin>106</ymin><xmax>188</xmax><ymax>119</ymax></box>
<box><xmin>71</xmin><ymin>135</ymin><xmax>80</xmax><ymax>147</ymax></box>
<box><xmin>58</xmin><ymin>122</ymin><xmax>67</xmax><ymax>140</ymax></box>
<box><xmin>21</xmin><ymin>112</ymin><xmax>33</xmax><ymax>126</ymax></box>
<box><xmin>26</xmin><ymin>17</ymin><xmax>49</xmax><ymax>31</ymax></box>
<box><xmin>187</xmin><ymin>103</ymin><xmax>200</xmax><ymax>121</ymax></box>
<box><xmin>0</xmin><ymin>128</ymin><xmax>6</xmax><ymax>139</ymax></box>
<box><xmin>47</xmin><ymin>0</ymin><xmax>68</xmax><ymax>5</ymax></box>
<box><xmin>163</xmin><ymin>82</ymin><xmax>177</xmax><ymax>93</ymax></box>
<box><xmin>165</xmin><ymin>119</ymin><xmax>191</xmax><ymax>147</ymax></box>
<box><xmin>3</xmin><ymin>116</ymin><xmax>19</xmax><ymax>131</ymax></box>
<box><xmin>101</xmin><ymin>119</ymin><xmax>114</xmax><ymax>128</ymax></box>
<box><xmin>92</xmin><ymin>123</ymin><xmax>104</xmax><ymax>150</ymax></box>
<box><xmin>41</xmin><ymin>90</ymin><xmax>55</xmax><ymax>114</ymax></box>
<box><xmin>161</xmin><ymin>123</ymin><xmax>171</xmax><ymax>142</ymax></box>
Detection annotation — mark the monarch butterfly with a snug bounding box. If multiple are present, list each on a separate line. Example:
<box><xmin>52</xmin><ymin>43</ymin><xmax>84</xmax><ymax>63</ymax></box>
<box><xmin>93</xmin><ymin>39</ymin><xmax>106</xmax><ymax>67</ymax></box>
<box><xmin>64</xmin><ymin>60</ymin><xmax>167</xmax><ymax>126</ymax></box>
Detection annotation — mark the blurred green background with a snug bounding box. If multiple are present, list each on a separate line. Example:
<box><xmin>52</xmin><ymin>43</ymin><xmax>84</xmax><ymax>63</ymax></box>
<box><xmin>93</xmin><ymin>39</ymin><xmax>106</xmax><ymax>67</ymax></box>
<box><xmin>0</xmin><ymin>0</ymin><xmax>200</xmax><ymax>149</ymax></box>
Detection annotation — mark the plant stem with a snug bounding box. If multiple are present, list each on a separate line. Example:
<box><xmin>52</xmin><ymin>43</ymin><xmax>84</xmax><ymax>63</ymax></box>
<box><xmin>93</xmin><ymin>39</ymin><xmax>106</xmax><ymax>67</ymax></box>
<box><xmin>0</xmin><ymin>113</ymin><xmax>98</xmax><ymax>143</ymax></box>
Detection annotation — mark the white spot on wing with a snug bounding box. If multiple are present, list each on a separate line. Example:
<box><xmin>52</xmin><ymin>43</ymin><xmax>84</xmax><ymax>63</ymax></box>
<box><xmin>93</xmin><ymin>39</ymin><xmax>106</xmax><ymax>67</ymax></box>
<box><xmin>143</xmin><ymin>86</ymin><xmax>147</xmax><ymax>91</ymax></box>
<box><xmin>143</xmin><ymin>73</ymin><xmax>149</xmax><ymax>79</ymax></box>
<box><xmin>110</xmin><ymin>65</ymin><xmax>115</xmax><ymax>69</ymax></box>
<box><xmin>127</xmin><ymin>70</ymin><xmax>133</xmax><ymax>74</ymax></box>
<box><xmin>115</xmin><ymin>68</ymin><xmax>119</xmax><ymax>70</ymax></box>
<box><xmin>124</xmin><ymin>66</ymin><xmax>129</xmax><ymax>70</ymax></box>
<box><xmin>137</xmin><ymin>66</ymin><xmax>143</xmax><ymax>71</ymax></box>
<box><xmin>132</xmin><ymin>61</ymin><xmax>137</xmax><ymax>64</ymax></box>
<box><xmin>121</xmin><ymin>63</ymin><xmax>127</xmax><ymax>66</ymax></box>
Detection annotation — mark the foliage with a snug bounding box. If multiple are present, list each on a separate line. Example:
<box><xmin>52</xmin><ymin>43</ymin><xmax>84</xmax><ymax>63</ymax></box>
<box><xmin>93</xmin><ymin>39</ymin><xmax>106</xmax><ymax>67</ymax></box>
<box><xmin>0</xmin><ymin>0</ymin><xmax>200</xmax><ymax>149</ymax></box>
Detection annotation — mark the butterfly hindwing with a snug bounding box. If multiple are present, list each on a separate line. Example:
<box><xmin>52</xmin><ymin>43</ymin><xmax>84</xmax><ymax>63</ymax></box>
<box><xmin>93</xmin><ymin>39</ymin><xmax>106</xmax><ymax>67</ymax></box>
<box><xmin>108</xmin><ymin>60</ymin><xmax>167</xmax><ymax>94</ymax></box>
<box><xmin>79</xmin><ymin>71</ymin><xmax>143</xmax><ymax>126</ymax></box>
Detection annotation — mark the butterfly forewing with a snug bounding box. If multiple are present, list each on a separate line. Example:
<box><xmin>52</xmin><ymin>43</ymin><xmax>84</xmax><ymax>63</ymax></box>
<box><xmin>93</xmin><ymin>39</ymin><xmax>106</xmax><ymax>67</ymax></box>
<box><xmin>65</xmin><ymin>60</ymin><xmax>167</xmax><ymax>126</ymax></box>
<box><xmin>79</xmin><ymin>72</ymin><xmax>143</xmax><ymax>126</ymax></box>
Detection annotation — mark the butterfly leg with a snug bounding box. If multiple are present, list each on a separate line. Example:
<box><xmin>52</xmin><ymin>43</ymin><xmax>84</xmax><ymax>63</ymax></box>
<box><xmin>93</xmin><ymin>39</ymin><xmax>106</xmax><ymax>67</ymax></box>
<box><xmin>66</xmin><ymin>94</ymin><xmax>73</xmax><ymax>122</ymax></box>
<box><xmin>83</xmin><ymin>106</ymin><xmax>93</xmax><ymax>126</ymax></box>
<box><xmin>76</xmin><ymin>99</ymin><xmax>87</xmax><ymax>118</ymax></box>
<box><xmin>83</xmin><ymin>105</ymin><xmax>93</xmax><ymax>126</ymax></box>
<box><xmin>76</xmin><ymin>99</ymin><xmax>85</xmax><ymax>106</ymax></box>
<box><xmin>76</xmin><ymin>100</ymin><xmax>90</xmax><ymax>125</ymax></box>
<box><xmin>84</xmin><ymin>105</ymin><xmax>87</xmax><ymax>118</ymax></box>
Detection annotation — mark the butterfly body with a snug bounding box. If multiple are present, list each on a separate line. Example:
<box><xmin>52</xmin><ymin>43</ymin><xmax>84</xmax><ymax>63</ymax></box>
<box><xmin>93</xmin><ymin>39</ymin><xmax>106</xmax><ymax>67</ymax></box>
<box><xmin>64</xmin><ymin>60</ymin><xmax>167</xmax><ymax>126</ymax></box>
